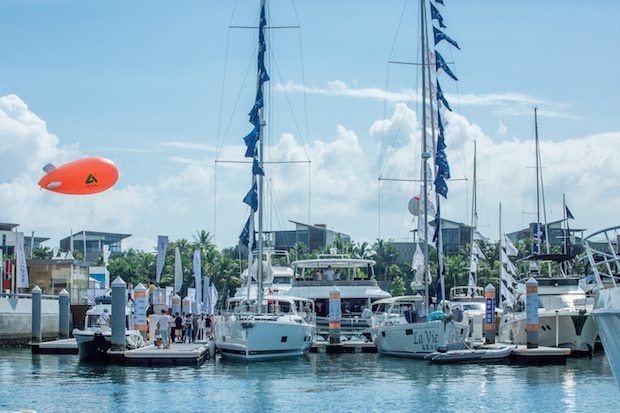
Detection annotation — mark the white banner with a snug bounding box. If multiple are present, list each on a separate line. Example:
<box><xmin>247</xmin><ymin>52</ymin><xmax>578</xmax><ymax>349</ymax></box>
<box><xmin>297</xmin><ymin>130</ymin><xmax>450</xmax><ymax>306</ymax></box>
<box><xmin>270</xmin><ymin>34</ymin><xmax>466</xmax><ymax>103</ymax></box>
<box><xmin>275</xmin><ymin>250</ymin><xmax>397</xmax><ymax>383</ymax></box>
<box><xmin>155</xmin><ymin>235</ymin><xmax>168</xmax><ymax>284</ymax></box>
<box><xmin>174</xmin><ymin>246</ymin><xmax>182</xmax><ymax>293</ymax></box>
<box><xmin>193</xmin><ymin>250</ymin><xmax>202</xmax><ymax>306</ymax></box>
<box><xmin>15</xmin><ymin>232</ymin><xmax>29</xmax><ymax>289</ymax></box>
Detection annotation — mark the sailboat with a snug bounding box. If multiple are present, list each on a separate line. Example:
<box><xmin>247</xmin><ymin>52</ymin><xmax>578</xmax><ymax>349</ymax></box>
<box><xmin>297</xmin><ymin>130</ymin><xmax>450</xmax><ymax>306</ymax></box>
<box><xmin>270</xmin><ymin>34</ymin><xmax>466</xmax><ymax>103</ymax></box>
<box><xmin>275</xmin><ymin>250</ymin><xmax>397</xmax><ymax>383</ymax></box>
<box><xmin>446</xmin><ymin>141</ymin><xmax>486</xmax><ymax>348</ymax></box>
<box><xmin>212</xmin><ymin>0</ymin><xmax>316</xmax><ymax>361</ymax></box>
<box><xmin>371</xmin><ymin>0</ymin><xmax>468</xmax><ymax>357</ymax></box>
<box><xmin>497</xmin><ymin>109</ymin><xmax>596</xmax><ymax>355</ymax></box>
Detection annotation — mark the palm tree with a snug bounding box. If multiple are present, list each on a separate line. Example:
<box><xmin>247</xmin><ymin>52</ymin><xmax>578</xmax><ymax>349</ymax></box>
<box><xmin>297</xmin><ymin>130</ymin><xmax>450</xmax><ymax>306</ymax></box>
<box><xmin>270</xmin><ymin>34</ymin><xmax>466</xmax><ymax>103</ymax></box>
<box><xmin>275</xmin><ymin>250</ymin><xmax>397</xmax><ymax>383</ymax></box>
<box><xmin>32</xmin><ymin>246</ymin><xmax>53</xmax><ymax>259</ymax></box>
<box><xmin>372</xmin><ymin>239</ymin><xmax>399</xmax><ymax>280</ymax></box>
<box><xmin>290</xmin><ymin>242</ymin><xmax>308</xmax><ymax>261</ymax></box>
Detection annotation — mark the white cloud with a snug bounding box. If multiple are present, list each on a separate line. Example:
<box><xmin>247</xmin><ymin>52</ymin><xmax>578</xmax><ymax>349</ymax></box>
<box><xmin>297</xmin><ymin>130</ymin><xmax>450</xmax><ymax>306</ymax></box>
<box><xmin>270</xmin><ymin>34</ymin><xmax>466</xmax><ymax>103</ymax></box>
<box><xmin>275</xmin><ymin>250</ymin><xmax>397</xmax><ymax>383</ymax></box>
<box><xmin>1</xmin><ymin>93</ymin><xmax>618</xmax><ymax>253</ymax></box>
<box><xmin>277</xmin><ymin>81</ymin><xmax>577</xmax><ymax>119</ymax></box>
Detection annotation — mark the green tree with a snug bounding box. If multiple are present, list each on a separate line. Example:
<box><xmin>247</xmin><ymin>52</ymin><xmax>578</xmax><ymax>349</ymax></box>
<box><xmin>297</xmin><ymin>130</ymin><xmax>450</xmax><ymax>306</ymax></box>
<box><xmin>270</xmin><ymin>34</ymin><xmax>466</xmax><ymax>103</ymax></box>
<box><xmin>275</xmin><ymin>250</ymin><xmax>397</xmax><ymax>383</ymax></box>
<box><xmin>32</xmin><ymin>246</ymin><xmax>53</xmax><ymax>259</ymax></box>
<box><xmin>390</xmin><ymin>275</ymin><xmax>406</xmax><ymax>296</ymax></box>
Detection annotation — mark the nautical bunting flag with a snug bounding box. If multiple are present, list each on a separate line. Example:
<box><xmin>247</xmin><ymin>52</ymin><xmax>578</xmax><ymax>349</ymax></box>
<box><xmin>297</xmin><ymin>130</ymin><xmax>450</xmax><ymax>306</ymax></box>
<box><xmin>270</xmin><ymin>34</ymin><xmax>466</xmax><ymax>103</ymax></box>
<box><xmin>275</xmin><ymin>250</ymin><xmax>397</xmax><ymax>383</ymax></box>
<box><xmin>252</xmin><ymin>158</ymin><xmax>264</xmax><ymax>176</ymax></box>
<box><xmin>436</xmin><ymin>81</ymin><xmax>452</xmax><ymax>112</ymax></box>
<box><xmin>243</xmin><ymin>124</ymin><xmax>260</xmax><ymax>157</ymax></box>
<box><xmin>472</xmin><ymin>241</ymin><xmax>486</xmax><ymax>259</ymax></box>
<box><xmin>430</xmin><ymin>3</ymin><xmax>446</xmax><ymax>28</ymax></box>
<box><xmin>435</xmin><ymin>52</ymin><xmax>458</xmax><ymax>81</ymax></box>
<box><xmin>433</xmin><ymin>26</ymin><xmax>460</xmax><ymax>50</ymax></box>
<box><xmin>500</xmin><ymin>249</ymin><xmax>518</xmax><ymax>276</ymax></box>
<box><xmin>502</xmin><ymin>234</ymin><xmax>518</xmax><ymax>256</ymax></box>
<box><xmin>500</xmin><ymin>279</ymin><xmax>516</xmax><ymax>306</ymax></box>
<box><xmin>565</xmin><ymin>205</ymin><xmax>575</xmax><ymax>220</ymax></box>
<box><xmin>434</xmin><ymin>0</ymin><xmax>445</xmax><ymax>5</ymax></box>
<box><xmin>243</xmin><ymin>180</ymin><xmax>258</xmax><ymax>211</ymax></box>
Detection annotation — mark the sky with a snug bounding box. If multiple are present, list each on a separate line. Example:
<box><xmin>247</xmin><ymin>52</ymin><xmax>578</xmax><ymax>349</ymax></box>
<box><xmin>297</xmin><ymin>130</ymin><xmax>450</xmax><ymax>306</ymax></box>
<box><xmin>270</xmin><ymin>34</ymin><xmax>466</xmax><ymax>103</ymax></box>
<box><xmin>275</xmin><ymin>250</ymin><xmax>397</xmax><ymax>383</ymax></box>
<box><xmin>1</xmin><ymin>0</ymin><xmax>619</xmax><ymax>253</ymax></box>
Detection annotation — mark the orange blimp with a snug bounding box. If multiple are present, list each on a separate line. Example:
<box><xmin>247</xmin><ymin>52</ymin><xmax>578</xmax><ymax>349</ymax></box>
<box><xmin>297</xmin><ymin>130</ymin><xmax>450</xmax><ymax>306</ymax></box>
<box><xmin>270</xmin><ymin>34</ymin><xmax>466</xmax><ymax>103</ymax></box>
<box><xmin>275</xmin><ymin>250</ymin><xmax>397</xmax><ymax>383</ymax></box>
<box><xmin>38</xmin><ymin>157</ymin><xmax>119</xmax><ymax>195</ymax></box>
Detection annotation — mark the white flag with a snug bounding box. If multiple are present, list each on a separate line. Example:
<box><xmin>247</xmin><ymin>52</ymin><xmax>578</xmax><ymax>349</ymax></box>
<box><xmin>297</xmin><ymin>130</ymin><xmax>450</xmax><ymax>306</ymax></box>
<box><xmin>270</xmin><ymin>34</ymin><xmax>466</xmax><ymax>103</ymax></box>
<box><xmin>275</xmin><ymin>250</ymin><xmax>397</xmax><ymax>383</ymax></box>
<box><xmin>472</xmin><ymin>241</ymin><xmax>486</xmax><ymax>259</ymax></box>
<box><xmin>202</xmin><ymin>276</ymin><xmax>210</xmax><ymax>314</ymax></box>
<box><xmin>411</xmin><ymin>244</ymin><xmax>425</xmax><ymax>286</ymax></box>
<box><xmin>473</xmin><ymin>230</ymin><xmax>488</xmax><ymax>242</ymax></box>
<box><xmin>500</xmin><ymin>265</ymin><xmax>517</xmax><ymax>287</ymax></box>
<box><xmin>102</xmin><ymin>244</ymin><xmax>111</xmax><ymax>266</ymax></box>
<box><xmin>501</xmin><ymin>249</ymin><xmax>518</xmax><ymax>275</ymax></box>
<box><xmin>500</xmin><ymin>280</ymin><xmax>515</xmax><ymax>306</ymax></box>
<box><xmin>193</xmin><ymin>250</ymin><xmax>202</xmax><ymax>307</ymax></box>
<box><xmin>15</xmin><ymin>232</ymin><xmax>29</xmax><ymax>289</ymax></box>
<box><xmin>502</xmin><ymin>234</ymin><xmax>518</xmax><ymax>256</ymax></box>
<box><xmin>174</xmin><ymin>246</ymin><xmax>183</xmax><ymax>293</ymax></box>
<box><xmin>208</xmin><ymin>282</ymin><xmax>219</xmax><ymax>315</ymax></box>
<box><xmin>417</xmin><ymin>218</ymin><xmax>435</xmax><ymax>247</ymax></box>
<box><xmin>469</xmin><ymin>254</ymin><xmax>478</xmax><ymax>273</ymax></box>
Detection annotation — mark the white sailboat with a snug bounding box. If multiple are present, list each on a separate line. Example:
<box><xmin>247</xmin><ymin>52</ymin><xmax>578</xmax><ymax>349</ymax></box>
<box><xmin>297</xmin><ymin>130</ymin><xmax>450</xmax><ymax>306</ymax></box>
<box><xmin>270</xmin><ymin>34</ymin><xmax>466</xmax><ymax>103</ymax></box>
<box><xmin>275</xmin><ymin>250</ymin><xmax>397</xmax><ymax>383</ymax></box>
<box><xmin>371</xmin><ymin>0</ymin><xmax>468</xmax><ymax>357</ymax></box>
<box><xmin>498</xmin><ymin>109</ymin><xmax>596</xmax><ymax>355</ymax></box>
<box><xmin>213</xmin><ymin>0</ymin><xmax>316</xmax><ymax>361</ymax></box>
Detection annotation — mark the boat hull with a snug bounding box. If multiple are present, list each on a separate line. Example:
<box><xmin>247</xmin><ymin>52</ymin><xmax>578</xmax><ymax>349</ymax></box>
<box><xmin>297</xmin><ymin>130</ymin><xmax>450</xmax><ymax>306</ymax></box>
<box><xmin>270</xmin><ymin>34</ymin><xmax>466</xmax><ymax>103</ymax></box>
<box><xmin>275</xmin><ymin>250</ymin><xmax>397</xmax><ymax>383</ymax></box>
<box><xmin>372</xmin><ymin>320</ymin><xmax>467</xmax><ymax>358</ymax></box>
<box><xmin>214</xmin><ymin>317</ymin><xmax>315</xmax><ymax>361</ymax></box>
<box><xmin>593</xmin><ymin>287</ymin><xmax>620</xmax><ymax>384</ymax></box>
<box><xmin>74</xmin><ymin>330</ymin><xmax>111</xmax><ymax>362</ymax></box>
<box><xmin>499</xmin><ymin>310</ymin><xmax>596</xmax><ymax>355</ymax></box>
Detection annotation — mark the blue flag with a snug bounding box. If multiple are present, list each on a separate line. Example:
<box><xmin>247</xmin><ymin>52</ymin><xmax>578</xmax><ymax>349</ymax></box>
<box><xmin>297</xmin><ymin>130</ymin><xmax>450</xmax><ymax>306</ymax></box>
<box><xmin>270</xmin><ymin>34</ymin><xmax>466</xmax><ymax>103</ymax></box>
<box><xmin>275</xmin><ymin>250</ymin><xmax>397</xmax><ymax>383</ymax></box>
<box><xmin>565</xmin><ymin>205</ymin><xmax>575</xmax><ymax>220</ymax></box>
<box><xmin>430</xmin><ymin>3</ymin><xmax>446</xmax><ymax>28</ymax></box>
<box><xmin>243</xmin><ymin>124</ymin><xmax>260</xmax><ymax>158</ymax></box>
<box><xmin>433</xmin><ymin>26</ymin><xmax>460</xmax><ymax>50</ymax></box>
<box><xmin>434</xmin><ymin>0</ymin><xmax>445</xmax><ymax>6</ymax></box>
<box><xmin>434</xmin><ymin>175</ymin><xmax>448</xmax><ymax>198</ymax></box>
<box><xmin>252</xmin><ymin>158</ymin><xmax>264</xmax><ymax>176</ymax></box>
<box><xmin>243</xmin><ymin>181</ymin><xmax>258</xmax><ymax>211</ymax></box>
<box><xmin>239</xmin><ymin>217</ymin><xmax>252</xmax><ymax>247</ymax></box>
<box><xmin>436</xmin><ymin>52</ymin><xmax>458</xmax><ymax>81</ymax></box>
<box><xmin>436</xmin><ymin>81</ymin><xmax>452</xmax><ymax>112</ymax></box>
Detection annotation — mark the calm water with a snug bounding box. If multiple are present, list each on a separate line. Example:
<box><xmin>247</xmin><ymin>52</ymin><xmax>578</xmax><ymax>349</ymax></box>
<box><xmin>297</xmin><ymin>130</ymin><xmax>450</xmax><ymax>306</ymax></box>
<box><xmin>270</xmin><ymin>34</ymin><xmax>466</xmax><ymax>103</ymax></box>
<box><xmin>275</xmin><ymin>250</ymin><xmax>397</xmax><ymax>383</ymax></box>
<box><xmin>0</xmin><ymin>348</ymin><xmax>618</xmax><ymax>413</ymax></box>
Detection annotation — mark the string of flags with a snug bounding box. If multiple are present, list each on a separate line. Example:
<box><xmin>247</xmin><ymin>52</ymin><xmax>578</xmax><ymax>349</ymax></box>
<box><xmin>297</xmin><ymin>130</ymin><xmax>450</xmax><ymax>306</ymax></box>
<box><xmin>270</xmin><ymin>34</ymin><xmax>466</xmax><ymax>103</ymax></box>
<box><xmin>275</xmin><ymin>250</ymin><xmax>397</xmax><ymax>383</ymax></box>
<box><xmin>240</xmin><ymin>4</ymin><xmax>269</xmax><ymax>251</ymax></box>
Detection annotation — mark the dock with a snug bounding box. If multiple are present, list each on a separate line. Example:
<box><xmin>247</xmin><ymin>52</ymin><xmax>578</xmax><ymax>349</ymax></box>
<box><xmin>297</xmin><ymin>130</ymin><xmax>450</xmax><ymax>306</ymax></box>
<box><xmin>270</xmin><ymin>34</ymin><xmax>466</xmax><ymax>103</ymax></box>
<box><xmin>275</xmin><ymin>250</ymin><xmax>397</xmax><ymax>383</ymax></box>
<box><xmin>30</xmin><ymin>338</ymin><xmax>78</xmax><ymax>355</ymax></box>
<box><xmin>109</xmin><ymin>341</ymin><xmax>215</xmax><ymax>366</ymax></box>
<box><xmin>311</xmin><ymin>340</ymin><xmax>377</xmax><ymax>354</ymax></box>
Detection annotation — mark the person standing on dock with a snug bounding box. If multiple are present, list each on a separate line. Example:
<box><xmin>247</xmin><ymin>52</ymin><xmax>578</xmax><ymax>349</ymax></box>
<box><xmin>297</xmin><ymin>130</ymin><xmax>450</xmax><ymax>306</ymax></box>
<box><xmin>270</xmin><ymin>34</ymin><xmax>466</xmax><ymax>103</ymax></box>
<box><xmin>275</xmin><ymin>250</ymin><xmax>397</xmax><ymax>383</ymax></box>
<box><xmin>157</xmin><ymin>309</ymin><xmax>171</xmax><ymax>349</ymax></box>
<box><xmin>174</xmin><ymin>312</ymin><xmax>183</xmax><ymax>343</ymax></box>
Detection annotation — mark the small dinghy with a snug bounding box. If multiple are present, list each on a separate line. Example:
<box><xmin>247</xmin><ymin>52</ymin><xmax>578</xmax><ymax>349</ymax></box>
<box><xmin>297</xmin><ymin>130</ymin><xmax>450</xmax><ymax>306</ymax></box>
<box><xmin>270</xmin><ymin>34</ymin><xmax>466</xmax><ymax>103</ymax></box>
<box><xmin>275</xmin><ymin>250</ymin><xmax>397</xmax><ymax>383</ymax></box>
<box><xmin>427</xmin><ymin>345</ymin><xmax>514</xmax><ymax>364</ymax></box>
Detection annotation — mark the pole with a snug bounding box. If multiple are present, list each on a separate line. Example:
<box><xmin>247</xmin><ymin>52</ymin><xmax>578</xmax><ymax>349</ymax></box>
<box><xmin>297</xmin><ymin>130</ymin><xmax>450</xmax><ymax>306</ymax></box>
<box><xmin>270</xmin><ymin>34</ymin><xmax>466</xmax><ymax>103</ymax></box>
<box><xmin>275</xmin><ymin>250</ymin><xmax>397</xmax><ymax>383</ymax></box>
<box><xmin>58</xmin><ymin>289</ymin><xmax>70</xmax><ymax>339</ymax></box>
<box><xmin>31</xmin><ymin>286</ymin><xmax>42</xmax><ymax>344</ymax></box>
<box><xmin>484</xmin><ymin>284</ymin><xmax>496</xmax><ymax>344</ymax></box>
<box><xmin>526</xmin><ymin>277</ymin><xmax>539</xmax><ymax>349</ymax></box>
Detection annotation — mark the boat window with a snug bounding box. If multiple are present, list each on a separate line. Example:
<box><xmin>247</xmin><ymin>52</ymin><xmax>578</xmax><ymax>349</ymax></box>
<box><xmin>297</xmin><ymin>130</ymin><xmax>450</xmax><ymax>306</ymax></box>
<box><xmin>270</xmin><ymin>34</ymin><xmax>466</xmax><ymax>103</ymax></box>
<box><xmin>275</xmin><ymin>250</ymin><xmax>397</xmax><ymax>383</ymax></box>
<box><xmin>315</xmin><ymin>299</ymin><xmax>329</xmax><ymax>317</ymax></box>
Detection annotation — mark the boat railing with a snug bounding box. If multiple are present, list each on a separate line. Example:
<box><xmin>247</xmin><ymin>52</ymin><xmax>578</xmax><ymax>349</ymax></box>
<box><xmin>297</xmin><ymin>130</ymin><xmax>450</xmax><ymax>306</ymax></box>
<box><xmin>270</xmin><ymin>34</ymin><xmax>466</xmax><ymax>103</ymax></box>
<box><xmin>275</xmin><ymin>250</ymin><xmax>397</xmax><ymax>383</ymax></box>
<box><xmin>582</xmin><ymin>225</ymin><xmax>620</xmax><ymax>290</ymax></box>
<box><xmin>293</xmin><ymin>279</ymin><xmax>377</xmax><ymax>287</ymax></box>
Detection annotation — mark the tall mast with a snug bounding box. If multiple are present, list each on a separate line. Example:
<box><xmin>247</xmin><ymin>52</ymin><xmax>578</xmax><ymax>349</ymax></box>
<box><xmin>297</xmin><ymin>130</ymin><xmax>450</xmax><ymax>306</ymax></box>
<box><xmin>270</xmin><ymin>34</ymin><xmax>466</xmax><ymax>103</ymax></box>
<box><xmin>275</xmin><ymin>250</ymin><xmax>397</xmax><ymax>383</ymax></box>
<box><xmin>420</xmin><ymin>0</ymin><xmax>430</xmax><ymax>315</ymax></box>
<box><xmin>534</xmin><ymin>106</ymin><xmax>541</xmax><ymax>257</ymax></box>
<box><xmin>256</xmin><ymin>0</ymin><xmax>267</xmax><ymax>312</ymax></box>
<box><xmin>498</xmin><ymin>202</ymin><xmax>503</xmax><ymax>309</ymax></box>
<box><xmin>469</xmin><ymin>141</ymin><xmax>477</xmax><ymax>286</ymax></box>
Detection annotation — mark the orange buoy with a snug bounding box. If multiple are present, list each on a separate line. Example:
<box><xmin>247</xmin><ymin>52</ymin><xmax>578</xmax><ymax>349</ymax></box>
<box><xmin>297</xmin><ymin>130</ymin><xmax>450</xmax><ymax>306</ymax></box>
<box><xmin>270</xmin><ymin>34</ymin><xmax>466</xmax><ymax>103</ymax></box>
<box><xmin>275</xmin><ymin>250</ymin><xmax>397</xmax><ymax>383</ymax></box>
<box><xmin>38</xmin><ymin>157</ymin><xmax>119</xmax><ymax>195</ymax></box>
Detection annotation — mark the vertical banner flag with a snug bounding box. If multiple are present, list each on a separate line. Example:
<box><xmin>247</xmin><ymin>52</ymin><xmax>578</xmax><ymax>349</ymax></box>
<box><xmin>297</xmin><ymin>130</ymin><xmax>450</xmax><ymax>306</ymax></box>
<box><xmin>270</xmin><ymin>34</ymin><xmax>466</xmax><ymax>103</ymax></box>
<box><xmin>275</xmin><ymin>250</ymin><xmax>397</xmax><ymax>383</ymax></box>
<box><xmin>102</xmin><ymin>244</ymin><xmax>111</xmax><ymax>266</ymax></box>
<box><xmin>174</xmin><ymin>246</ymin><xmax>182</xmax><ymax>293</ymax></box>
<box><xmin>155</xmin><ymin>235</ymin><xmax>168</xmax><ymax>284</ymax></box>
<box><xmin>193</xmin><ymin>250</ymin><xmax>202</xmax><ymax>308</ymax></box>
<box><xmin>15</xmin><ymin>232</ymin><xmax>29</xmax><ymax>289</ymax></box>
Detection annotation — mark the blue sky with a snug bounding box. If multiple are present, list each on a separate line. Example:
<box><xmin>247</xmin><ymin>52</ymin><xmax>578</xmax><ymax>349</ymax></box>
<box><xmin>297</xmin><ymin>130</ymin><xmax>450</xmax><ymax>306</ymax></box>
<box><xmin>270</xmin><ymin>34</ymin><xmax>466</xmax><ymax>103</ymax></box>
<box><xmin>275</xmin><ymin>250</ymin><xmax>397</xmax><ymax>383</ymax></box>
<box><xmin>1</xmin><ymin>0</ymin><xmax>619</xmax><ymax>252</ymax></box>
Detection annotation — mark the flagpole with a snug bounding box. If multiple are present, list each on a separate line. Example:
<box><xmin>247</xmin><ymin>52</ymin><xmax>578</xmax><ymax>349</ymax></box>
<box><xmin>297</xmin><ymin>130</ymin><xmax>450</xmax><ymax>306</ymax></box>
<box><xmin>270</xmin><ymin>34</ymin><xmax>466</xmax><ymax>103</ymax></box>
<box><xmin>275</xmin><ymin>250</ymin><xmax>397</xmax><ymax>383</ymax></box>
<box><xmin>498</xmin><ymin>202</ymin><xmax>503</xmax><ymax>309</ymax></box>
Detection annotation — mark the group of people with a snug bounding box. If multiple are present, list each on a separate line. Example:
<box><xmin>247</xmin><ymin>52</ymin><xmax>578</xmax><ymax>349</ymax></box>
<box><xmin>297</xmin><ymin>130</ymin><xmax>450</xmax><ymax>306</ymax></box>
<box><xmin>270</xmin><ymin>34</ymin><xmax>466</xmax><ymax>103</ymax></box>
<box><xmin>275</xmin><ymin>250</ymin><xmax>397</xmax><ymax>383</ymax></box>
<box><xmin>315</xmin><ymin>266</ymin><xmax>342</xmax><ymax>281</ymax></box>
<box><xmin>155</xmin><ymin>309</ymin><xmax>213</xmax><ymax>349</ymax></box>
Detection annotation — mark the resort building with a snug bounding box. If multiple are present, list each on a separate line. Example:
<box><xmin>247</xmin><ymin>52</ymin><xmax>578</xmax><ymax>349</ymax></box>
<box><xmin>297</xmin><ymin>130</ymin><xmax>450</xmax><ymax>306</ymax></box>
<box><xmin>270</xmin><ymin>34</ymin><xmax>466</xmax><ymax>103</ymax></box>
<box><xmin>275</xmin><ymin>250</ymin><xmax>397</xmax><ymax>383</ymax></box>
<box><xmin>59</xmin><ymin>230</ymin><xmax>130</xmax><ymax>263</ymax></box>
